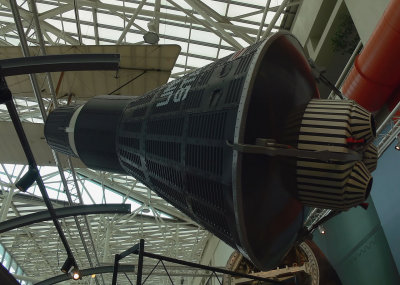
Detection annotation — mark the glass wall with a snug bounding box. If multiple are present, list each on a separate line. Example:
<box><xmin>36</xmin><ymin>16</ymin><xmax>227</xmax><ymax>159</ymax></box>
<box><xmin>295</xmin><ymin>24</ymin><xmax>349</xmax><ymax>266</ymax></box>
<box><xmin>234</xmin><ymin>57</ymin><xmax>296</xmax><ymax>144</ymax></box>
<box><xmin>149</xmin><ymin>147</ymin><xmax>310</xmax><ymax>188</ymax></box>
<box><xmin>0</xmin><ymin>243</ymin><xmax>31</xmax><ymax>285</ymax></box>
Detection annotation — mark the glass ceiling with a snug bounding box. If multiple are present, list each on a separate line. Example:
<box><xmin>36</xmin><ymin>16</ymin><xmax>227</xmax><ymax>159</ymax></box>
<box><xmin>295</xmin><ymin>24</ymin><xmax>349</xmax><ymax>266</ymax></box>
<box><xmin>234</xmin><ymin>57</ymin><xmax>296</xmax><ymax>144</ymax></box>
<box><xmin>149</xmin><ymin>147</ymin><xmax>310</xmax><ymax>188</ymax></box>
<box><xmin>0</xmin><ymin>0</ymin><xmax>285</xmax><ymax>78</ymax></box>
<box><xmin>0</xmin><ymin>0</ymin><xmax>299</xmax><ymax>283</ymax></box>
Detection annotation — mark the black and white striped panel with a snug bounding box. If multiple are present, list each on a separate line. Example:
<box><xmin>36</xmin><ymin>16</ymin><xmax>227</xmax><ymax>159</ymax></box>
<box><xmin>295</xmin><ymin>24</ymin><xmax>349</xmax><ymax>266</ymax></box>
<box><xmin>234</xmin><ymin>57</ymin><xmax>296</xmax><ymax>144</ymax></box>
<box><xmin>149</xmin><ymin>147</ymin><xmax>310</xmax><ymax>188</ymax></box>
<box><xmin>349</xmin><ymin>104</ymin><xmax>376</xmax><ymax>142</ymax></box>
<box><xmin>296</xmin><ymin>99</ymin><xmax>375</xmax><ymax>210</ymax></box>
<box><xmin>344</xmin><ymin>161</ymin><xmax>373</xmax><ymax>204</ymax></box>
<box><xmin>297</xmin><ymin>159</ymin><xmax>356</xmax><ymax>210</ymax></box>
<box><xmin>298</xmin><ymin>99</ymin><xmax>353</xmax><ymax>153</ymax></box>
<box><xmin>297</xmin><ymin>161</ymin><xmax>372</xmax><ymax>210</ymax></box>
<box><xmin>363</xmin><ymin>144</ymin><xmax>378</xmax><ymax>172</ymax></box>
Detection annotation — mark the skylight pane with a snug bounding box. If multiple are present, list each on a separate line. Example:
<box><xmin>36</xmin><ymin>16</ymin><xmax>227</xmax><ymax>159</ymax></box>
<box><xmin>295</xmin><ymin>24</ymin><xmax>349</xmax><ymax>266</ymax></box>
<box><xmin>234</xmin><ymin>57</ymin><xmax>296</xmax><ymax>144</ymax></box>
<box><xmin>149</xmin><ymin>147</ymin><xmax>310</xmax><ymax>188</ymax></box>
<box><xmin>161</xmin><ymin>39</ymin><xmax>188</xmax><ymax>52</ymax></box>
<box><xmin>166</xmin><ymin>0</ymin><xmax>192</xmax><ymax>10</ymax></box>
<box><xmin>231</xmin><ymin>20</ymin><xmax>259</xmax><ymax>30</ymax></box>
<box><xmin>186</xmin><ymin>56</ymin><xmax>213</xmax><ymax>68</ymax></box>
<box><xmin>81</xmin><ymin>24</ymin><xmax>94</xmax><ymax>38</ymax></box>
<box><xmin>125</xmin><ymin>32</ymin><xmax>144</xmax><ymax>43</ymax></box>
<box><xmin>10</xmin><ymin>260</ymin><xmax>17</xmax><ymax>274</ymax></box>
<box><xmin>189</xmin><ymin>43</ymin><xmax>217</xmax><ymax>58</ymax></box>
<box><xmin>233</xmin><ymin>37</ymin><xmax>249</xmax><ymax>48</ymax></box>
<box><xmin>228</xmin><ymin>4</ymin><xmax>258</xmax><ymax>18</ymax></box>
<box><xmin>171</xmin><ymin>66</ymin><xmax>186</xmax><ymax>75</ymax></box>
<box><xmin>241</xmin><ymin>12</ymin><xmax>264</xmax><ymax>23</ymax></box>
<box><xmin>36</xmin><ymin>2</ymin><xmax>57</xmax><ymax>13</ymax></box>
<box><xmin>45</xmin><ymin>19</ymin><xmax>63</xmax><ymax>30</ymax></box>
<box><xmin>239</xmin><ymin>0</ymin><xmax>267</xmax><ymax>5</ymax></box>
<box><xmin>272</xmin><ymin>0</ymin><xmax>285</xmax><ymax>6</ymax></box>
<box><xmin>105</xmin><ymin>189</ymin><xmax>123</xmax><ymax>203</ymax></box>
<box><xmin>78</xmin><ymin>9</ymin><xmax>93</xmax><ymax>23</ymax></box>
<box><xmin>62</xmin><ymin>9</ymin><xmax>77</xmax><ymax>20</ymax></box>
<box><xmin>175</xmin><ymin>55</ymin><xmax>189</xmax><ymax>66</ymax></box>
<box><xmin>129</xmin><ymin>18</ymin><xmax>148</xmax><ymax>31</ymax></box>
<box><xmin>99</xmin><ymin>27</ymin><xmax>121</xmax><ymax>41</ymax></box>
<box><xmin>163</xmin><ymin>24</ymin><xmax>189</xmax><ymax>39</ymax></box>
<box><xmin>60</xmin><ymin>21</ymin><xmax>79</xmax><ymax>34</ymax></box>
<box><xmin>82</xmin><ymin>38</ymin><xmax>96</xmax><ymax>45</ymax></box>
<box><xmin>4</xmin><ymin>37</ymin><xmax>18</xmax><ymax>45</ymax></box>
<box><xmin>202</xmin><ymin>0</ymin><xmax>227</xmax><ymax>14</ymax></box>
<box><xmin>276</xmin><ymin>14</ymin><xmax>284</xmax><ymax>26</ymax></box>
<box><xmin>97</xmin><ymin>13</ymin><xmax>124</xmax><ymax>27</ymax></box>
<box><xmin>190</xmin><ymin>29</ymin><xmax>220</xmax><ymax>45</ymax></box>
<box><xmin>2</xmin><ymin>252</ymin><xmax>11</xmax><ymax>269</ymax></box>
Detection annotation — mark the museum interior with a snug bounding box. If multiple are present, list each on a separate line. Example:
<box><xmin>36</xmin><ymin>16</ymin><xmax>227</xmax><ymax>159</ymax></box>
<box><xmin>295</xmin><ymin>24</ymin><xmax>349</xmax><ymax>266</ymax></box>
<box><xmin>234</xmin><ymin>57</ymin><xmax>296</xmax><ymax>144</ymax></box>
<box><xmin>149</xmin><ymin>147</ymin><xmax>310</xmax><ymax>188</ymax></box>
<box><xmin>0</xmin><ymin>0</ymin><xmax>399</xmax><ymax>284</ymax></box>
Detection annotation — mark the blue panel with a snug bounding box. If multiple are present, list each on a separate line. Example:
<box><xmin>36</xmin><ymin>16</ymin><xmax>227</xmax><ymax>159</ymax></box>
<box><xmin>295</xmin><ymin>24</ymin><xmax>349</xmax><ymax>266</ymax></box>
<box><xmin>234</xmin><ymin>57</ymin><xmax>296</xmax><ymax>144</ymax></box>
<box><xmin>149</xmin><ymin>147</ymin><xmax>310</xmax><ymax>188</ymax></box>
<box><xmin>371</xmin><ymin>141</ymin><xmax>400</xmax><ymax>271</ymax></box>
<box><xmin>314</xmin><ymin>197</ymin><xmax>400</xmax><ymax>284</ymax></box>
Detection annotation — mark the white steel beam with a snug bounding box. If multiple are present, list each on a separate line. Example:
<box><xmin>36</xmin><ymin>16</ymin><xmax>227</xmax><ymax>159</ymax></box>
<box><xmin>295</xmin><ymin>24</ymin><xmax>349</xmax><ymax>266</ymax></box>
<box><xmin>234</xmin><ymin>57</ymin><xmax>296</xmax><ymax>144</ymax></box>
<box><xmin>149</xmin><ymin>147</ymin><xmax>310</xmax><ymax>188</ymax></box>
<box><xmin>59</xmin><ymin>0</ymin><xmax>248</xmax><ymax>39</ymax></box>
<box><xmin>183</xmin><ymin>0</ymin><xmax>242</xmax><ymax>49</ymax></box>
<box><xmin>116</xmin><ymin>0</ymin><xmax>146</xmax><ymax>45</ymax></box>
<box><xmin>261</xmin><ymin>0</ymin><xmax>290</xmax><ymax>40</ymax></box>
<box><xmin>73</xmin><ymin>0</ymin><xmax>83</xmax><ymax>44</ymax></box>
<box><xmin>0</xmin><ymin>188</ymin><xmax>15</xmax><ymax>222</ymax></box>
<box><xmin>187</xmin><ymin>0</ymin><xmax>254</xmax><ymax>45</ymax></box>
<box><xmin>92</xmin><ymin>7</ymin><xmax>99</xmax><ymax>45</ymax></box>
<box><xmin>77</xmin><ymin>168</ymin><xmax>195</xmax><ymax>224</ymax></box>
<box><xmin>257</xmin><ymin>0</ymin><xmax>271</xmax><ymax>42</ymax></box>
<box><xmin>191</xmin><ymin>234</ymin><xmax>219</xmax><ymax>285</ymax></box>
<box><xmin>38</xmin><ymin>3</ymin><xmax>74</xmax><ymax>20</ymax></box>
<box><xmin>154</xmin><ymin>0</ymin><xmax>161</xmax><ymax>34</ymax></box>
<box><xmin>0</xmin><ymin>0</ymin><xmax>80</xmax><ymax>45</ymax></box>
<box><xmin>7</xmin><ymin>200</ymin><xmax>56</xmax><ymax>273</ymax></box>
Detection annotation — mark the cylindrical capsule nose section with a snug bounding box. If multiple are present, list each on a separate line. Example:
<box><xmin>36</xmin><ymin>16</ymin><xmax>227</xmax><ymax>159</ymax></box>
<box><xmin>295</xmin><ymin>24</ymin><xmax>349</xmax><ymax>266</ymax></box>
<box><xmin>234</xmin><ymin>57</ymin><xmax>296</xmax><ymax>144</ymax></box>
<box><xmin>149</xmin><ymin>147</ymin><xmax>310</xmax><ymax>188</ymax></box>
<box><xmin>296</xmin><ymin>99</ymin><xmax>377</xmax><ymax>210</ymax></box>
<box><xmin>44</xmin><ymin>105</ymin><xmax>82</xmax><ymax>157</ymax></box>
<box><xmin>44</xmin><ymin>96</ymin><xmax>132</xmax><ymax>173</ymax></box>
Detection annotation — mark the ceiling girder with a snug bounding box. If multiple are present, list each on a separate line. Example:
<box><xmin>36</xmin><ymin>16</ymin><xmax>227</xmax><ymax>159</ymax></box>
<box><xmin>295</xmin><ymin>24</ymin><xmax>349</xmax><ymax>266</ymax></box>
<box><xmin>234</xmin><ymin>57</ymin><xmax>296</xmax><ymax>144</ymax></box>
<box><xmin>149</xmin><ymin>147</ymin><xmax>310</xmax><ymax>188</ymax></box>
<box><xmin>0</xmin><ymin>204</ymin><xmax>131</xmax><ymax>234</ymax></box>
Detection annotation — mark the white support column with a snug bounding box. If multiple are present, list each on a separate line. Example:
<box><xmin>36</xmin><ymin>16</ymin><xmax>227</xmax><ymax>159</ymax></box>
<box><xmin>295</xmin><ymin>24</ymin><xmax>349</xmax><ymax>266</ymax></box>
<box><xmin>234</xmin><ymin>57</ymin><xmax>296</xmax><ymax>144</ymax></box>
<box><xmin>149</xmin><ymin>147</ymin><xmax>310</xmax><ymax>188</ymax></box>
<box><xmin>183</xmin><ymin>0</ymin><xmax>243</xmax><ymax>49</ymax></box>
<box><xmin>27</xmin><ymin>0</ymin><xmax>59</xmax><ymax>108</ymax></box>
<box><xmin>189</xmin><ymin>0</ymin><xmax>254</xmax><ymax>45</ymax></box>
<box><xmin>0</xmin><ymin>187</ymin><xmax>15</xmax><ymax>222</ymax></box>
<box><xmin>42</xmin><ymin>31</ymin><xmax>55</xmax><ymax>45</ymax></box>
<box><xmin>154</xmin><ymin>0</ymin><xmax>161</xmax><ymax>34</ymax></box>
<box><xmin>256</xmin><ymin>0</ymin><xmax>271</xmax><ymax>42</ymax></box>
<box><xmin>261</xmin><ymin>0</ymin><xmax>290</xmax><ymax>40</ymax></box>
<box><xmin>102</xmin><ymin>223</ymin><xmax>113</xmax><ymax>263</ymax></box>
<box><xmin>116</xmin><ymin>0</ymin><xmax>147</xmax><ymax>45</ymax></box>
<box><xmin>38</xmin><ymin>4</ymin><xmax>74</xmax><ymax>20</ymax></box>
<box><xmin>0</xmin><ymin>164</ymin><xmax>24</xmax><ymax>222</ymax></box>
<box><xmin>77</xmin><ymin>176</ymin><xmax>97</xmax><ymax>204</ymax></box>
<box><xmin>61</xmin><ymin>219</ymin><xmax>83</xmax><ymax>265</ymax></box>
<box><xmin>191</xmin><ymin>234</ymin><xmax>220</xmax><ymax>285</ymax></box>
<box><xmin>101</xmin><ymin>172</ymin><xmax>107</xmax><ymax>204</ymax></box>
<box><xmin>0</xmin><ymin>0</ymin><xmax>80</xmax><ymax>45</ymax></box>
<box><xmin>92</xmin><ymin>7</ymin><xmax>100</xmax><ymax>45</ymax></box>
<box><xmin>57</xmin><ymin>0</ymin><xmax>265</xmax><ymax>38</ymax></box>
<box><xmin>73</xmin><ymin>0</ymin><xmax>83</xmax><ymax>44</ymax></box>
<box><xmin>174</xmin><ymin>224</ymin><xmax>180</xmax><ymax>258</ymax></box>
<box><xmin>0</xmin><ymin>23</ymin><xmax>17</xmax><ymax>36</ymax></box>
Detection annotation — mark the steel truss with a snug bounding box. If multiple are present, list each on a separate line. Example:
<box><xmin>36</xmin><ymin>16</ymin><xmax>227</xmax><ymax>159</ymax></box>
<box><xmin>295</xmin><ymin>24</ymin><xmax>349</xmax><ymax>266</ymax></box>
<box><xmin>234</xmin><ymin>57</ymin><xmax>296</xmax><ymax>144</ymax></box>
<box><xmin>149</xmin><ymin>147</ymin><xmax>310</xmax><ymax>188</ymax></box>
<box><xmin>112</xmin><ymin>239</ymin><xmax>290</xmax><ymax>285</ymax></box>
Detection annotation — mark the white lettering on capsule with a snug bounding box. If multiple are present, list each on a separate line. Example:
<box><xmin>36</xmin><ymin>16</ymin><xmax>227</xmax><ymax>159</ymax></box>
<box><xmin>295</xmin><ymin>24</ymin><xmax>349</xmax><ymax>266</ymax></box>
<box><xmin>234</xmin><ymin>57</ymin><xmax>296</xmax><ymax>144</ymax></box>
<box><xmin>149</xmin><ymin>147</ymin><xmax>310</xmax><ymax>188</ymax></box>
<box><xmin>156</xmin><ymin>70</ymin><xmax>198</xmax><ymax>107</ymax></box>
